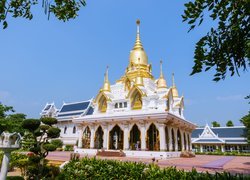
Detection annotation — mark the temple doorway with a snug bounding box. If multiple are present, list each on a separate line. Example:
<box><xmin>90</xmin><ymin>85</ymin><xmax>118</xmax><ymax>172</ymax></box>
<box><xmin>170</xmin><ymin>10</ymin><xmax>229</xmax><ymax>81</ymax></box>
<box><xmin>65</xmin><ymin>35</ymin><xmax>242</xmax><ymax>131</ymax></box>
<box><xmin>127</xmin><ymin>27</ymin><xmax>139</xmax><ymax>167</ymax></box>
<box><xmin>183</xmin><ymin>132</ymin><xmax>187</xmax><ymax>150</ymax></box>
<box><xmin>82</xmin><ymin>126</ymin><xmax>91</xmax><ymax>148</ymax></box>
<box><xmin>109</xmin><ymin>125</ymin><xmax>123</xmax><ymax>150</ymax></box>
<box><xmin>165</xmin><ymin>126</ymin><xmax>169</xmax><ymax>151</ymax></box>
<box><xmin>129</xmin><ymin>124</ymin><xmax>141</xmax><ymax>150</ymax></box>
<box><xmin>94</xmin><ymin>126</ymin><xmax>104</xmax><ymax>149</ymax></box>
<box><xmin>146</xmin><ymin>124</ymin><xmax>159</xmax><ymax>151</ymax></box>
<box><xmin>171</xmin><ymin>128</ymin><xmax>175</xmax><ymax>151</ymax></box>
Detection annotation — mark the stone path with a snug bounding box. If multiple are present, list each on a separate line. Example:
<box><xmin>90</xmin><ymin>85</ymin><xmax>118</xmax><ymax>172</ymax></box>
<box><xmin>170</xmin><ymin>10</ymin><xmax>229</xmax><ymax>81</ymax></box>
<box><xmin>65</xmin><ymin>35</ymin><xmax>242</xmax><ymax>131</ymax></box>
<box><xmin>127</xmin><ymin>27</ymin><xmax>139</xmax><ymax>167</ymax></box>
<box><xmin>200</xmin><ymin>156</ymin><xmax>235</xmax><ymax>169</ymax></box>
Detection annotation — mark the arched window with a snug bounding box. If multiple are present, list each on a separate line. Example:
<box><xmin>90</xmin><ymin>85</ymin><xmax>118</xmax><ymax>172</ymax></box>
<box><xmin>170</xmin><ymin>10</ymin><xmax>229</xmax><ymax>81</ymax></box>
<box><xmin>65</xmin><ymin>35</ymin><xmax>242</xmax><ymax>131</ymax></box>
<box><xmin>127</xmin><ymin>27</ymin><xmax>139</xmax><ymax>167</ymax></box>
<box><xmin>131</xmin><ymin>90</ymin><xmax>142</xmax><ymax>110</ymax></box>
<box><xmin>64</xmin><ymin>126</ymin><xmax>67</xmax><ymax>134</ymax></box>
<box><xmin>73</xmin><ymin>126</ymin><xmax>76</xmax><ymax>134</ymax></box>
<box><xmin>98</xmin><ymin>95</ymin><xmax>107</xmax><ymax>113</ymax></box>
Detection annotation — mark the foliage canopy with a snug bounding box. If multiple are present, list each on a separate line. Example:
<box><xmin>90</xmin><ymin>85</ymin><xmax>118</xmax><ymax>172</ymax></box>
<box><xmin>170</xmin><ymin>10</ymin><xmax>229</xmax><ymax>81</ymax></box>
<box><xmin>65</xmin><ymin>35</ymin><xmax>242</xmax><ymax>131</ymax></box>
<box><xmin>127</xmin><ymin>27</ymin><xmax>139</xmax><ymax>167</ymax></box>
<box><xmin>0</xmin><ymin>0</ymin><xmax>86</xmax><ymax>29</ymax></box>
<box><xmin>183</xmin><ymin>0</ymin><xmax>250</xmax><ymax>81</ymax></box>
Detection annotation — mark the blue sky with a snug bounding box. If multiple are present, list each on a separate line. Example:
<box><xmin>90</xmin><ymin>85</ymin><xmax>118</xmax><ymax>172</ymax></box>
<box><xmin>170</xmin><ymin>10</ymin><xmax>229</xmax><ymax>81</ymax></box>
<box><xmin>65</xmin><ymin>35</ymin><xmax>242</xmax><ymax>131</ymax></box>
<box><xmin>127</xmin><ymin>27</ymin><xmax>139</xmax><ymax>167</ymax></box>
<box><xmin>0</xmin><ymin>1</ymin><xmax>249</xmax><ymax>126</ymax></box>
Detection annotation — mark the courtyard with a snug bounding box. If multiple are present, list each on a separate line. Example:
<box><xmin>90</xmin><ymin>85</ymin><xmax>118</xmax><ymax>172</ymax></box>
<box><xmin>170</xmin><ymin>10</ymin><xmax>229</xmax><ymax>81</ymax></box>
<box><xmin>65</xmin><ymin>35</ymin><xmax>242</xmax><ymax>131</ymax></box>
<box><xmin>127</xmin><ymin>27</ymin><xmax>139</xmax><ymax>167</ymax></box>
<box><xmin>46</xmin><ymin>152</ymin><xmax>250</xmax><ymax>175</ymax></box>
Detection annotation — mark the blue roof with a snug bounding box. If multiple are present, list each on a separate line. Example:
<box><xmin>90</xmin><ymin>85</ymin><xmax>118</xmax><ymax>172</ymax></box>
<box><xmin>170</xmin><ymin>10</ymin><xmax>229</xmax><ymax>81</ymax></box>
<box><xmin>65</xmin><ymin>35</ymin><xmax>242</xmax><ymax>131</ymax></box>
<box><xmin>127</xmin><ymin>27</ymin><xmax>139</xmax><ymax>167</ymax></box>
<box><xmin>60</xmin><ymin>101</ymin><xmax>90</xmax><ymax>113</ymax></box>
<box><xmin>57</xmin><ymin>112</ymin><xmax>83</xmax><ymax>117</ymax></box>
<box><xmin>191</xmin><ymin>129</ymin><xmax>203</xmax><ymax>138</ymax></box>
<box><xmin>44</xmin><ymin>105</ymin><xmax>51</xmax><ymax>111</ymax></box>
<box><xmin>86</xmin><ymin>107</ymin><xmax>94</xmax><ymax>115</ymax></box>
<box><xmin>211</xmin><ymin>127</ymin><xmax>247</xmax><ymax>138</ymax></box>
<box><xmin>192</xmin><ymin>127</ymin><xmax>247</xmax><ymax>138</ymax></box>
<box><xmin>194</xmin><ymin>139</ymin><xmax>223</xmax><ymax>143</ymax></box>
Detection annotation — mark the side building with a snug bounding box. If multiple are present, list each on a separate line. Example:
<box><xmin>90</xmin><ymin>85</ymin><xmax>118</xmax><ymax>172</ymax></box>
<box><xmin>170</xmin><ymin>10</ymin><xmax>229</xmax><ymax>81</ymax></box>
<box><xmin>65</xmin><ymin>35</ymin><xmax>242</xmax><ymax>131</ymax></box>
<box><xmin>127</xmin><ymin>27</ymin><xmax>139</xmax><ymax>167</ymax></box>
<box><xmin>191</xmin><ymin>124</ymin><xmax>250</xmax><ymax>153</ymax></box>
<box><xmin>41</xmin><ymin>100</ymin><xmax>94</xmax><ymax>145</ymax></box>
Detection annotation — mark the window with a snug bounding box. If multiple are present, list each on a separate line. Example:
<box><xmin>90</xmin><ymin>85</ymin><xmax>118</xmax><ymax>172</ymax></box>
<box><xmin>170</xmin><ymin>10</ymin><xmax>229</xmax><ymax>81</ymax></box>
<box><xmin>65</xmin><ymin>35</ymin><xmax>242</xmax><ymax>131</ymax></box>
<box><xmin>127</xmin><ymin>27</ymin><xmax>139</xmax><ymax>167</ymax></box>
<box><xmin>64</xmin><ymin>126</ymin><xmax>67</xmax><ymax>134</ymax></box>
<box><xmin>115</xmin><ymin>103</ymin><xmax>118</xmax><ymax>108</ymax></box>
<box><xmin>73</xmin><ymin>126</ymin><xmax>76</xmax><ymax>134</ymax></box>
<box><xmin>124</xmin><ymin>102</ymin><xmax>127</xmax><ymax>108</ymax></box>
<box><xmin>119</xmin><ymin>102</ymin><xmax>123</xmax><ymax>108</ymax></box>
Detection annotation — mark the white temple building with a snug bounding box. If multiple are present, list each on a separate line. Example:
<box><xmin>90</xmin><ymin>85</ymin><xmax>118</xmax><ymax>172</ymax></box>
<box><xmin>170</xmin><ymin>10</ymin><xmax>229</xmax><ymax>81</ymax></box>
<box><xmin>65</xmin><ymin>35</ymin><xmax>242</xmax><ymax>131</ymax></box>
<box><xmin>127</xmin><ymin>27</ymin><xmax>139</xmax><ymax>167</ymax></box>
<box><xmin>41</xmin><ymin>20</ymin><xmax>197</xmax><ymax>158</ymax></box>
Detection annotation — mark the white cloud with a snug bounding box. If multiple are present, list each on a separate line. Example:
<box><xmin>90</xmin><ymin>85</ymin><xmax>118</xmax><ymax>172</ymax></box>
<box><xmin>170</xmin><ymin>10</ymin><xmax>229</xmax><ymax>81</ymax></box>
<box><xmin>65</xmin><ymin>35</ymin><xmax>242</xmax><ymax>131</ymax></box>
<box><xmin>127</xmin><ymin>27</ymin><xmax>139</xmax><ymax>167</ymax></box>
<box><xmin>216</xmin><ymin>94</ymin><xmax>244</xmax><ymax>101</ymax></box>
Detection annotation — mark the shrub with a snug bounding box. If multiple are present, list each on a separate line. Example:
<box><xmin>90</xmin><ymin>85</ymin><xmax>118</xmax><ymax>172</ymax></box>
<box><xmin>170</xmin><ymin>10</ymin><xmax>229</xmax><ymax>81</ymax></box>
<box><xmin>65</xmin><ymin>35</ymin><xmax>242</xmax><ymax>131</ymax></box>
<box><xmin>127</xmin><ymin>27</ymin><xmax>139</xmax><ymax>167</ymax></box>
<box><xmin>6</xmin><ymin>176</ymin><xmax>24</xmax><ymax>180</ymax></box>
<box><xmin>59</xmin><ymin>157</ymin><xmax>250</xmax><ymax>179</ymax></box>
<box><xmin>51</xmin><ymin>139</ymin><xmax>63</xmax><ymax>148</ymax></box>
<box><xmin>64</xmin><ymin>145</ymin><xmax>74</xmax><ymax>151</ymax></box>
<box><xmin>22</xmin><ymin>119</ymin><xmax>40</xmax><ymax>131</ymax></box>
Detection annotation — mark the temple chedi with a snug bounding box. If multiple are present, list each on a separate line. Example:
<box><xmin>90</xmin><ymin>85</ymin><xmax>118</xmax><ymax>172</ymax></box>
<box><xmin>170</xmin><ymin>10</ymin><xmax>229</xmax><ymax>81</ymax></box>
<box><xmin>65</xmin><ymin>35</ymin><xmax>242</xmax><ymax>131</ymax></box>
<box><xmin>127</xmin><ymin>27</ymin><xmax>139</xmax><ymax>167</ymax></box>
<box><xmin>41</xmin><ymin>20</ymin><xmax>196</xmax><ymax>158</ymax></box>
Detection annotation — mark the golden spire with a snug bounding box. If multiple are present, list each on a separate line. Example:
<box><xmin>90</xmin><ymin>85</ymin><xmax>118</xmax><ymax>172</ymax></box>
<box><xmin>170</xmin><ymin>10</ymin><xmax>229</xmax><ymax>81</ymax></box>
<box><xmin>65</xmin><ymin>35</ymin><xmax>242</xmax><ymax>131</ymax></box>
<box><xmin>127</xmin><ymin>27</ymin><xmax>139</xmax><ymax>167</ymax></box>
<box><xmin>172</xmin><ymin>73</ymin><xmax>179</xmax><ymax>97</ymax></box>
<box><xmin>129</xmin><ymin>19</ymin><xmax>148</xmax><ymax>66</ymax></box>
<box><xmin>103</xmin><ymin>66</ymin><xmax>111</xmax><ymax>92</ymax></box>
<box><xmin>135</xmin><ymin>63</ymin><xmax>144</xmax><ymax>86</ymax></box>
<box><xmin>157</xmin><ymin>60</ymin><xmax>167</xmax><ymax>88</ymax></box>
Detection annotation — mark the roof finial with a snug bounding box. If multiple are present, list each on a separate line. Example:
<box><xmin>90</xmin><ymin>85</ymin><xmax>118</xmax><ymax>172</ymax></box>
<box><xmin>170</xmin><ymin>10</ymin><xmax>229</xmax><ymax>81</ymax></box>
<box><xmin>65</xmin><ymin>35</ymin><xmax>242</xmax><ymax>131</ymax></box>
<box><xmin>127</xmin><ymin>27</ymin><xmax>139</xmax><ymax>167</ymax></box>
<box><xmin>103</xmin><ymin>66</ymin><xmax>111</xmax><ymax>92</ymax></box>
<box><xmin>160</xmin><ymin>60</ymin><xmax>164</xmax><ymax>78</ymax></box>
<box><xmin>136</xmin><ymin>19</ymin><xmax>140</xmax><ymax>34</ymax></box>
<box><xmin>172</xmin><ymin>73</ymin><xmax>175</xmax><ymax>87</ymax></box>
<box><xmin>133</xmin><ymin>19</ymin><xmax>143</xmax><ymax>50</ymax></box>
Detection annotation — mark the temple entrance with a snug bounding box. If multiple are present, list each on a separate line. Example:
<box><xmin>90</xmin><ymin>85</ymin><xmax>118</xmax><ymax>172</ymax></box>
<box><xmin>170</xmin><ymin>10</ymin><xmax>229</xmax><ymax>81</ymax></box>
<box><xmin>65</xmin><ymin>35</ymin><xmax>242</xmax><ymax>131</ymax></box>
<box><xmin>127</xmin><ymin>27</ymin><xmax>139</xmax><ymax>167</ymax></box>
<box><xmin>94</xmin><ymin>126</ymin><xmax>104</xmax><ymax>149</ymax></box>
<box><xmin>187</xmin><ymin>134</ymin><xmax>190</xmax><ymax>150</ymax></box>
<box><xmin>129</xmin><ymin>124</ymin><xmax>141</xmax><ymax>150</ymax></box>
<box><xmin>109</xmin><ymin>125</ymin><xmax>123</xmax><ymax>150</ymax></box>
<box><xmin>146</xmin><ymin>124</ymin><xmax>159</xmax><ymax>151</ymax></box>
<box><xmin>171</xmin><ymin>128</ymin><xmax>175</xmax><ymax>151</ymax></box>
<box><xmin>165</xmin><ymin>126</ymin><xmax>169</xmax><ymax>151</ymax></box>
<box><xmin>177</xmin><ymin>129</ymin><xmax>182</xmax><ymax>151</ymax></box>
<box><xmin>82</xmin><ymin>126</ymin><xmax>91</xmax><ymax>148</ymax></box>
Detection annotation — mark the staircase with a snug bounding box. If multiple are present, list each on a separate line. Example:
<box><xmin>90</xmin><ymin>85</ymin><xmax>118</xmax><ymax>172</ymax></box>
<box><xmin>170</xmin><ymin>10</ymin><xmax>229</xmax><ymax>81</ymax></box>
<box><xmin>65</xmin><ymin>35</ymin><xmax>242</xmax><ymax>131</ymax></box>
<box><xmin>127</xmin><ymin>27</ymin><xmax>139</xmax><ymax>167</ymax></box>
<box><xmin>96</xmin><ymin>150</ymin><xmax>126</xmax><ymax>157</ymax></box>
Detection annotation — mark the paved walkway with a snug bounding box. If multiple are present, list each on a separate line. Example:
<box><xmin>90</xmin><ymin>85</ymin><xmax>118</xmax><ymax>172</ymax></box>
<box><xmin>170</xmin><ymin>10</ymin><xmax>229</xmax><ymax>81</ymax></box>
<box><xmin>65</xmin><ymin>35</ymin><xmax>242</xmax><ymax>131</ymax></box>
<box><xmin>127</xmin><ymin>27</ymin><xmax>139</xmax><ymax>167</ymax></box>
<box><xmin>46</xmin><ymin>152</ymin><xmax>250</xmax><ymax>175</ymax></box>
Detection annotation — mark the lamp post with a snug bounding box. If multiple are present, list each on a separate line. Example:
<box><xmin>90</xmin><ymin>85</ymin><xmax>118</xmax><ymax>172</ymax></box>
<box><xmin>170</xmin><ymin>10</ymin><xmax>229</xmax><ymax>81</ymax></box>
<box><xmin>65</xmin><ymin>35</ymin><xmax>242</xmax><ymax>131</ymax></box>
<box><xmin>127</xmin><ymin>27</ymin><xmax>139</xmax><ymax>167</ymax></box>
<box><xmin>0</xmin><ymin>132</ymin><xmax>21</xmax><ymax>180</ymax></box>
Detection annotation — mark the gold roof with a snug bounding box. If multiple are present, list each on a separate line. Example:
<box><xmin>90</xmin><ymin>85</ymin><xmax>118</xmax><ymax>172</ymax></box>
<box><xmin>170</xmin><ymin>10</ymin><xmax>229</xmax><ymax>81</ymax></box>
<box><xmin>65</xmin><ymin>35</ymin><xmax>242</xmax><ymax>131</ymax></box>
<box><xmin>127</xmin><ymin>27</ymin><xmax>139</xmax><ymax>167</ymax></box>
<box><xmin>172</xmin><ymin>73</ymin><xmax>179</xmax><ymax>97</ymax></box>
<box><xmin>157</xmin><ymin>60</ymin><xmax>167</xmax><ymax>88</ymax></box>
<box><xmin>121</xmin><ymin>19</ymin><xmax>153</xmax><ymax>82</ymax></box>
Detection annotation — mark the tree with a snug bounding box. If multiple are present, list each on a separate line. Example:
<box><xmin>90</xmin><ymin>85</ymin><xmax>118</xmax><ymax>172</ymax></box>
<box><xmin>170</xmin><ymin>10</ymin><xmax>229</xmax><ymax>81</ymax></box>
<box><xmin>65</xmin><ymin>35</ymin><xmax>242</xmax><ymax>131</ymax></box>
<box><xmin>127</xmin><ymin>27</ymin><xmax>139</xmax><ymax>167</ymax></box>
<box><xmin>182</xmin><ymin>0</ymin><xmax>250</xmax><ymax>81</ymax></box>
<box><xmin>0</xmin><ymin>103</ymin><xmax>26</xmax><ymax>135</ymax></box>
<box><xmin>226</xmin><ymin>120</ymin><xmax>234</xmax><ymax>127</ymax></box>
<box><xmin>240</xmin><ymin>111</ymin><xmax>250</xmax><ymax>143</ymax></box>
<box><xmin>22</xmin><ymin>117</ymin><xmax>61</xmax><ymax>179</ymax></box>
<box><xmin>211</xmin><ymin>121</ymin><xmax>220</xmax><ymax>127</ymax></box>
<box><xmin>0</xmin><ymin>0</ymin><xmax>86</xmax><ymax>29</ymax></box>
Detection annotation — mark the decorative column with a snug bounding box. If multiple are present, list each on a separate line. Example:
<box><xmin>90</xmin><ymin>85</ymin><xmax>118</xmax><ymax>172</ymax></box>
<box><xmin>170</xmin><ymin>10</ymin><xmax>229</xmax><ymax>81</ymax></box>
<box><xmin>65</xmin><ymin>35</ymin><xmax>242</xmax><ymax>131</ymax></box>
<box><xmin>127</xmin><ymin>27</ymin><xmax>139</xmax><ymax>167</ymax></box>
<box><xmin>200</xmin><ymin>145</ymin><xmax>203</xmax><ymax>153</ymax></box>
<box><xmin>77</xmin><ymin>126</ymin><xmax>83</xmax><ymax>148</ymax></box>
<box><xmin>0</xmin><ymin>150</ymin><xmax>11</xmax><ymax>180</ymax></box>
<box><xmin>123</xmin><ymin>124</ymin><xmax>130</xmax><ymax>150</ymax></box>
<box><xmin>90</xmin><ymin>126</ymin><xmax>95</xmax><ymax>149</ymax></box>
<box><xmin>185</xmin><ymin>132</ymin><xmax>189</xmax><ymax>151</ymax></box>
<box><xmin>140</xmin><ymin>124</ymin><xmax>146</xmax><ymax>150</ymax></box>
<box><xmin>181</xmin><ymin>131</ymin><xmax>185</xmax><ymax>151</ymax></box>
<box><xmin>174</xmin><ymin>128</ymin><xmax>178</xmax><ymax>151</ymax></box>
<box><xmin>158</xmin><ymin>123</ymin><xmax>166</xmax><ymax>151</ymax></box>
<box><xmin>189</xmin><ymin>133</ymin><xmax>192</xmax><ymax>151</ymax></box>
<box><xmin>221</xmin><ymin>145</ymin><xmax>225</xmax><ymax>152</ymax></box>
<box><xmin>102</xmin><ymin>124</ymin><xmax>108</xmax><ymax>150</ymax></box>
<box><xmin>168</xmin><ymin>127</ymin><xmax>173</xmax><ymax>151</ymax></box>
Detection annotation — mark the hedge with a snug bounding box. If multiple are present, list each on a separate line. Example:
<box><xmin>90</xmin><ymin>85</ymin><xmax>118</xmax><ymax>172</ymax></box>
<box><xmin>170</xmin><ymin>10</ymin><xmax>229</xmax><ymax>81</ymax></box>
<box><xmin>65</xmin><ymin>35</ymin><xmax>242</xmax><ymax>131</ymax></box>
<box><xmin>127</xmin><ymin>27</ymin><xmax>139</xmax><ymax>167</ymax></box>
<box><xmin>57</xmin><ymin>157</ymin><xmax>249</xmax><ymax>180</ymax></box>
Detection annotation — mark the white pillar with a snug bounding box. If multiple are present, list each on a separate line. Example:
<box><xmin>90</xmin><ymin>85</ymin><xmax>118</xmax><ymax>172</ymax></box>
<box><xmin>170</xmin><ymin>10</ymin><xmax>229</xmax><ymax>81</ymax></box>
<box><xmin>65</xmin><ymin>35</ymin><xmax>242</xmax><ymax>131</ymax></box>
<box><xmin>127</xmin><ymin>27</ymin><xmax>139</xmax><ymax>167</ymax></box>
<box><xmin>189</xmin><ymin>133</ymin><xmax>192</xmax><ymax>151</ymax></box>
<box><xmin>221</xmin><ymin>145</ymin><xmax>225</xmax><ymax>152</ymax></box>
<box><xmin>103</xmin><ymin>124</ymin><xmax>108</xmax><ymax>150</ymax></box>
<box><xmin>140</xmin><ymin>124</ymin><xmax>146</xmax><ymax>150</ymax></box>
<box><xmin>185</xmin><ymin>132</ymin><xmax>189</xmax><ymax>151</ymax></box>
<box><xmin>78</xmin><ymin>126</ymin><xmax>83</xmax><ymax>148</ymax></box>
<box><xmin>181</xmin><ymin>131</ymin><xmax>185</xmax><ymax>151</ymax></box>
<box><xmin>174</xmin><ymin>128</ymin><xmax>178</xmax><ymax>151</ymax></box>
<box><xmin>90</xmin><ymin>126</ymin><xmax>95</xmax><ymax>149</ymax></box>
<box><xmin>158</xmin><ymin>123</ymin><xmax>166</xmax><ymax>151</ymax></box>
<box><xmin>168</xmin><ymin>127</ymin><xmax>173</xmax><ymax>151</ymax></box>
<box><xmin>0</xmin><ymin>151</ymin><xmax>11</xmax><ymax>180</ymax></box>
<box><xmin>200</xmin><ymin>145</ymin><xmax>203</xmax><ymax>153</ymax></box>
<box><xmin>123</xmin><ymin>124</ymin><xmax>129</xmax><ymax>150</ymax></box>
